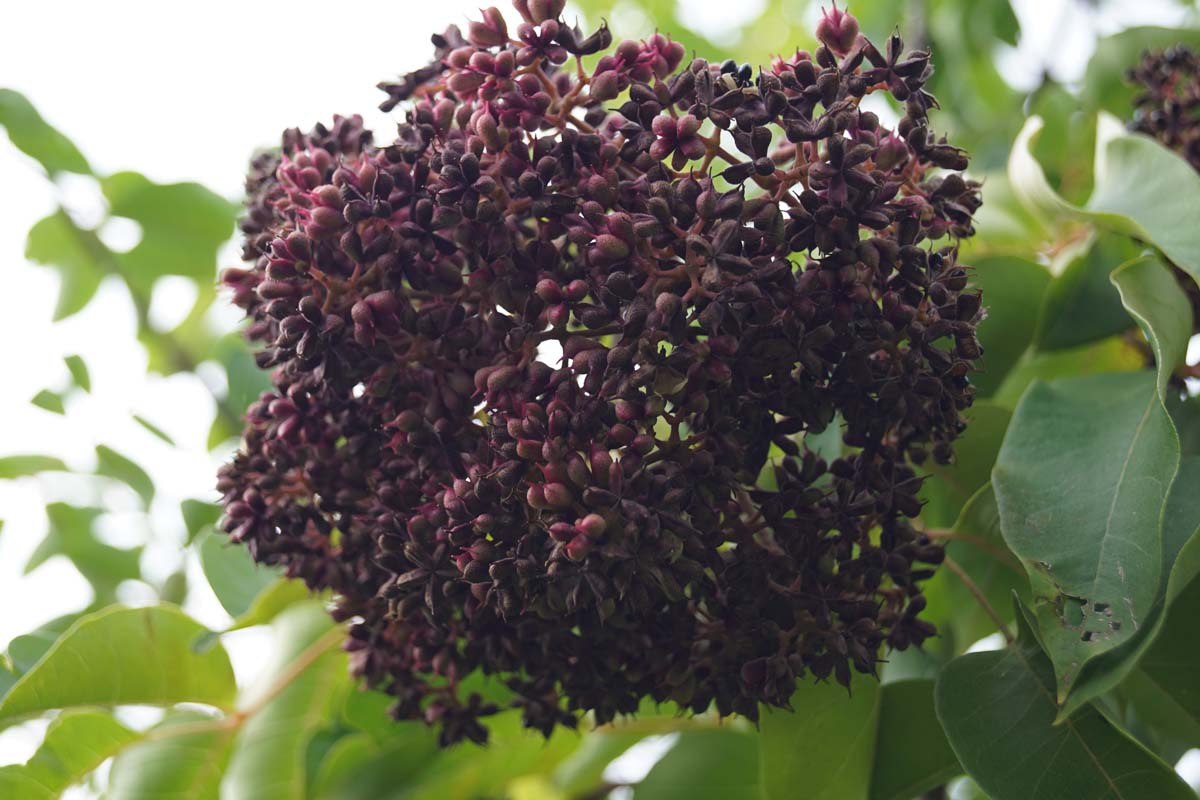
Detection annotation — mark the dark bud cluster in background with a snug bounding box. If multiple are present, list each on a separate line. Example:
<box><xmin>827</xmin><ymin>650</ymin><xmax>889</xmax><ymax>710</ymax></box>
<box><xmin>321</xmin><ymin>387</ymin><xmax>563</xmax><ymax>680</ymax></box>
<box><xmin>218</xmin><ymin>0</ymin><xmax>983</xmax><ymax>745</ymax></box>
<box><xmin>1128</xmin><ymin>46</ymin><xmax>1200</xmax><ymax>329</ymax></box>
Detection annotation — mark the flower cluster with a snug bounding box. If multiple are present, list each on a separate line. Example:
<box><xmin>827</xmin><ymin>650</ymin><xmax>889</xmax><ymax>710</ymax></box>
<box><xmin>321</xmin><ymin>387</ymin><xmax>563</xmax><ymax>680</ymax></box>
<box><xmin>1129</xmin><ymin>45</ymin><xmax>1200</xmax><ymax>172</ymax></box>
<box><xmin>218</xmin><ymin>1</ymin><xmax>983</xmax><ymax>745</ymax></box>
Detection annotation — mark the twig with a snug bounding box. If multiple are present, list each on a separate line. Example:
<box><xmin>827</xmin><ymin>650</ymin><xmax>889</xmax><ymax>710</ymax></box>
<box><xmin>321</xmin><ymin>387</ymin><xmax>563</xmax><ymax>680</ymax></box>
<box><xmin>942</xmin><ymin>554</ymin><xmax>1014</xmax><ymax>644</ymax></box>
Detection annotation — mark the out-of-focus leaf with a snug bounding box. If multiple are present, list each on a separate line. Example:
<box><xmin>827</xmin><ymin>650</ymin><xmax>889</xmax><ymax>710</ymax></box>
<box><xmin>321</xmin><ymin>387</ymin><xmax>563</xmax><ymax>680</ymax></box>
<box><xmin>935</xmin><ymin>604</ymin><xmax>1193</xmax><ymax>800</ymax></box>
<box><xmin>100</xmin><ymin>172</ymin><xmax>237</xmax><ymax>292</ymax></box>
<box><xmin>760</xmin><ymin>677</ymin><xmax>878</xmax><ymax>800</ymax></box>
<box><xmin>6</xmin><ymin>614</ymin><xmax>82</xmax><ymax>676</ymax></box>
<box><xmin>108</xmin><ymin>710</ymin><xmax>236</xmax><ymax>800</ymax></box>
<box><xmin>552</xmin><ymin>731</ymin><xmax>643</xmax><ymax>796</ymax></box>
<box><xmin>64</xmin><ymin>354</ymin><xmax>90</xmax><ymax>392</ymax></box>
<box><xmin>181</xmin><ymin>499</ymin><xmax>221</xmax><ymax>546</ymax></box>
<box><xmin>1113</xmin><ymin>666</ymin><xmax>1200</xmax><ymax>767</ymax></box>
<box><xmin>968</xmin><ymin>255</ymin><xmax>1050</xmax><ymax>398</ymax></box>
<box><xmin>215</xmin><ymin>333</ymin><xmax>270</xmax><ymax>418</ymax></box>
<box><xmin>95</xmin><ymin>444</ymin><xmax>154</xmax><ymax>507</ymax></box>
<box><xmin>29</xmin><ymin>390</ymin><xmax>64</xmax><ymax>415</ymax></box>
<box><xmin>636</xmin><ymin>730</ymin><xmax>759</xmax><ymax>799</ymax></box>
<box><xmin>222</xmin><ymin>603</ymin><xmax>348</xmax><ymax>800</ymax></box>
<box><xmin>991</xmin><ymin>335</ymin><xmax>1142</xmax><ymax>410</ymax></box>
<box><xmin>1082</xmin><ymin>27</ymin><xmax>1200</xmax><ymax>118</ymax></box>
<box><xmin>0</xmin><ymin>455</ymin><xmax>67</xmax><ymax>479</ymax></box>
<box><xmin>0</xmin><ymin>89</ymin><xmax>90</xmax><ymax>175</ymax></box>
<box><xmin>1034</xmin><ymin>232</ymin><xmax>1139</xmax><ymax>352</ymax></box>
<box><xmin>197</xmin><ymin>531</ymin><xmax>282</xmax><ymax>619</ymax></box>
<box><xmin>25</xmin><ymin>503</ymin><xmax>142</xmax><ymax>605</ymax></box>
<box><xmin>923</xmin><ymin>485</ymin><xmax>1028</xmax><ymax>655</ymax></box>
<box><xmin>134</xmin><ymin>414</ymin><xmax>175</xmax><ymax>445</ymax></box>
<box><xmin>225</xmin><ymin>579</ymin><xmax>313</xmax><ymax>633</ymax></box>
<box><xmin>870</xmin><ymin>680</ymin><xmax>960</xmax><ymax>800</ymax></box>
<box><xmin>25</xmin><ymin>210</ymin><xmax>105</xmax><ymax>321</ymax></box>
<box><xmin>921</xmin><ymin>401</ymin><xmax>1010</xmax><ymax>528</ymax></box>
<box><xmin>403</xmin><ymin>710</ymin><xmax>578</xmax><ymax>800</ymax></box>
<box><xmin>1026</xmin><ymin>81</ymin><xmax>1096</xmax><ymax>205</ymax></box>
<box><xmin>310</xmin><ymin>729</ymin><xmax>441</xmax><ymax>800</ymax></box>
<box><xmin>0</xmin><ymin>605</ymin><xmax>237</xmax><ymax>723</ymax></box>
<box><xmin>0</xmin><ymin>710</ymin><xmax>137</xmax><ymax>799</ymax></box>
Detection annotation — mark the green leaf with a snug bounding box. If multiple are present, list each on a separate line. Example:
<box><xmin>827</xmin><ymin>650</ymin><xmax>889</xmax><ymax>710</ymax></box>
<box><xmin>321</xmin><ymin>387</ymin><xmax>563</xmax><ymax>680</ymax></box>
<box><xmin>402</xmin><ymin>710</ymin><xmax>577</xmax><ymax>800</ymax></box>
<box><xmin>552</xmin><ymin>732</ymin><xmax>643</xmax><ymax>796</ymax></box>
<box><xmin>968</xmin><ymin>255</ymin><xmax>1050</xmax><ymax>397</ymax></box>
<box><xmin>991</xmin><ymin>335</ymin><xmax>1143</xmax><ymax>410</ymax></box>
<box><xmin>869</xmin><ymin>680</ymin><xmax>960</xmax><ymax>800</ymax></box>
<box><xmin>197</xmin><ymin>531</ymin><xmax>282</xmax><ymax>619</ymax></box>
<box><xmin>95</xmin><ymin>445</ymin><xmax>154</xmax><ymax>507</ymax></box>
<box><xmin>0</xmin><ymin>605</ymin><xmax>236</xmax><ymax>723</ymax></box>
<box><xmin>1139</xmin><ymin>576</ymin><xmax>1200</xmax><ymax>731</ymax></box>
<box><xmin>64</xmin><ymin>355</ymin><xmax>90</xmax><ymax>392</ymax></box>
<box><xmin>181</xmin><ymin>499</ymin><xmax>221</xmax><ymax>546</ymax></box>
<box><xmin>923</xmin><ymin>485</ymin><xmax>1028</xmax><ymax>654</ymax></box>
<box><xmin>1010</xmin><ymin>114</ymin><xmax>1200</xmax><ymax>283</ymax></box>
<box><xmin>1034</xmin><ymin>232</ymin><xmax>1139</xmax><ymax>352</ymax></box>
<box><xmin>994</xmin><ymin>254</ymin><xmax>1190</xmax><ymax>710</ymax></box>
<box><xmin>25</xmin><ymin>210</ymin><xmax>105</xmax><ymax>321</ymax></box>
<box><xmin>635</xmin><ymin>730</ymin><xmax>759</xmax><ymax>799</ymax></box>
<box><xmin>0</xmin><ymin>710</ymin><xmax>137</xmax><ymax>800</ymax></box>
<box><xmin>935</xmin><ymin>603</ymin><xmax>1194</xmax><ymax>800</ymax></box>
<box><xmin>225</xmin><ymin>579</ymin><xmax>313</xmax><ymax>634</ymax></box>
<box><xmin>309</xmin><ymin>730</ymin><xmax>441</xmax><ymax>799</ymax></box>
<box><xmin>30</xmin><ymin>390</ymin><xmax>64</xmax><ymax>415</ymax></box>
<box><xmin>222</xmin><ymin>603</ymin><xmax>348</xmax><ymax>800</ymax></box>
<box><xmin>993</xmin><ymin>372</ymin><xmax>1177</xmax><ymax>704</ymax></box>
<box><xmin>0</xmin><ymin>89</ymin><xmax>90</xmax><ymax>175</ymax></box>
<box><xmin>108</xmin><ymin>710</ymin><xmax>236</xmax><ymax>800</ymax></box>
<box><xmin>133</xmin><ymin>414</ymin><xmax>175</xmax><ymax>445</ymax></box>
<box><xmin>0</xmin><ymin>455</ymin><xmax>67</xmax><ymax>479</ymax></box>
<box><xmin>26</xmin><ymin>504</ymin><xmax>141</xmax><ymax>605</ymax></box>
<box><xmin>6</xmin><ymin>615</ymin><xmax>82</xmax><ymax>676</ymax></box>
<box><xmin>921</xmin><ymin>401</ymin><xmax>1011</xmax><ymax>529</ymax></box>
<box><xmin>760</xmin><ymin>677</ymin><xmax>879</xmax><ymax>800</ymax></box>
<box><xmin>100</xmin><ymin>172</ymin><xmax>237</xmax><ymax>291</ymax></box>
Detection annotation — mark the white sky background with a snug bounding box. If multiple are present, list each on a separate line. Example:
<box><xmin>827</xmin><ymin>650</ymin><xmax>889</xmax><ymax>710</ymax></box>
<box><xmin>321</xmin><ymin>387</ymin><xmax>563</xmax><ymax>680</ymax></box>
<box><xmin>1</xmin><ymin>0</ymin><xmax>1198</xmax><ymax>790</ymax></box>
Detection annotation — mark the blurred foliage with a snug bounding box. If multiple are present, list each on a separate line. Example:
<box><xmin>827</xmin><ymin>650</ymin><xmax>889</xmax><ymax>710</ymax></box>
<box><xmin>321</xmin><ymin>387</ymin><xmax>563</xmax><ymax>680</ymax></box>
<box><xmin>2</xmin><ymin>0</ymin><xmax>1200</xmax><ymax>797</ymax></box>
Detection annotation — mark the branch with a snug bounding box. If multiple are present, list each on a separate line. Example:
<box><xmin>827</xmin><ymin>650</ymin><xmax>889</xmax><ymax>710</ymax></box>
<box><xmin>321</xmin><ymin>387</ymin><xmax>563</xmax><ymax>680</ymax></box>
<box><xmin>942</xmin><ymin>554</ymin><xmax>1014</xmax><ymax>645</ymax></box>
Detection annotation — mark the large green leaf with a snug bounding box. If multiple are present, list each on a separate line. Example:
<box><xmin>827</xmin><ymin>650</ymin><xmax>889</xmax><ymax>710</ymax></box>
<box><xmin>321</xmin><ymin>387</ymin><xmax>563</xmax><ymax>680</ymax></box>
<box><xmin>935</xmin><ymin>604</ymin><xmax>1193</xmax><ymax>800</ymax></box>
<box><xmin>0</xmin><ymin>710</ymin><xmax>137</xmax><ymax>799</ymax></box>
<box><xmin>634</xmin><ymin>730</ymin><xmax>759</xmax><ymax>800</ymax></box>
<box><xmin>25</xmin><ymin>210</ymin><xmax>105</xmax><ymax>321</ymax></box>
<box><xmin>0</xmin><ymin>605</ymin><xmax>236</xmax><ymax>723</ymax></box>
<box><xmin>197</xmin><ymin>531</ymin><xmax>282</xmax><ymax>619</ymax></box>
<box><xmin>25</xmin><ymin>504</ymin><xmax>142</xmax><ymax>605</ymax></box>
<box><xmin>108</xmin><ymin>710</ymin><xmax>236</xmax><ymax>800</ymax></box>
<box><xmin>759</xmin><ymin>677</ymin><xmax>880</xmax><ymax>800</ymax></box>
<box><xmin>969</xmin><ymin>255</ymin><xmax>1050</xmax><ymax>397</ymax></box>
<box><xmin>991</xmin><ymin>335</ymin><xmax>1143</xmax><ymax>411</ymax></box>
<box><xmin>221</xmin><ymin>603</ymin><xmax>348</xmax><ymax>800</ymax></box>
<box><xmin>869</xmin><ymin>680</ymin><xmax>960</xmax><ymax>800</ymax></box>
<box><xmin>6</xmin><ymin>615</ymin><xmax>82</xmax><ymax>676</ymax></box>
<box><xmin>100</xmin><ymin>172</ymin><xmax>237</xmax><ymax>292</ymax></box>
<box><xmin>0</xmin><ymin>89</ymin><xmax>90</xmax><ymax>176</ymax></box>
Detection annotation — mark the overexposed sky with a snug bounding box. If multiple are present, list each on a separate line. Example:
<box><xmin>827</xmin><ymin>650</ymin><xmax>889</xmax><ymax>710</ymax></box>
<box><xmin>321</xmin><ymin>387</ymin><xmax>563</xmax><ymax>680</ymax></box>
<box><xmin>1</xmin><ymin>0</ymin><xmax>1198</xmax><ymax>787</ymax></box>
